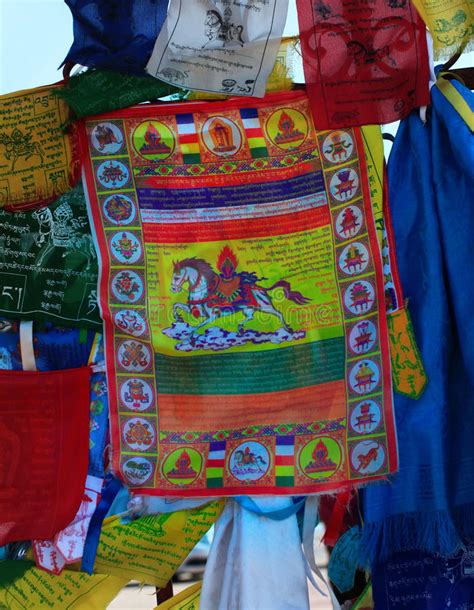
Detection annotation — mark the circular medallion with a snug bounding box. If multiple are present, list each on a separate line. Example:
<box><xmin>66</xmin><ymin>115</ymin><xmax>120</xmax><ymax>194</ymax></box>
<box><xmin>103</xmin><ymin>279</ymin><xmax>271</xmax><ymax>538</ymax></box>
<box><xmin>229</xmin><ymin>441</ymin><xmax>270</xmax><ymax>482</ymax></box>
<box><xmin>265</xmin><ymin>108</ymin><xmax>308</xmax><ymax>150</ymax></box>
<box><xmin>97</xmin><ymin>160</ymin><xmax>130</xmax><ymax>189</ymax></box>
<box><xmin>329</xmin><ymin>168</ymin><xmax>359</xmax><ymax>202</ymax></box>
<box><xmin>122</xmin><ymin>457</ymin><xmax>154</xmax><ymax>485</ymax></box>
<box><xmin>322</xmin><ymin>131</ymin><xmax>354</xmax><ymax>164</ymax></box>
<box><xmin>111</xmin><ymin>270</ymin><xmax>144</xmax><ymax>304</ymax></box>
<box><xmin>163</xmin><ymin>447</ymin><xmax>202</xmax><ymax>485</ymax></box>
<box><xmin>348</xmin><ymin>319</ymin><xmax>377</xmax><ymax>354</ymax></box>
<box><xmin>202</xmin><ymin>116</ymin><xmax>242</xmax><ymax>157</ymax></box>
<box><xmin>299</xmin><ymin>437</ymin><xmax>342</xmax><ymax>480</ymax></box>
<box><xmin>349</xmin><ymin>359</ymin><xmax>380</xmax><ymax>395</ymax></box>
<box><xmin>132</xmin><ymin>120</ymin><xmax>175</xmax><ymax>161</ymax></box>
<box><xmin>338</xmin><ymin>242</ymin><xmax>370</xmax><ymax>276</ymax></box>
<box><xmin>123</xmin><ymin>417</ymin><xmax>156</xmax><ymax>452</ymax></box>
<box><xmin>91</xmin><ymin>122</ymin><xmax>124</xmax><ymax>155</ymax></box>
<box><xmin>120</xmin><ymin>378</ymin><xmax>154</xmax><ymax>412</ymax></box>
<box><xmin>343</xmin><ymin>280</ymin><xmax>375</xmax><ymax>315</ymax></box>
<box><xmin>110</xmin><ymin>231</ymin><xmax>143</xmax><ymax>264</ymax></box>
<box><xmin>335</xmin><ymin>205</ymin><xmax>363</xmax><ymax>239</ymax></box>
<box><xmin>117</xmin><ymin>340</ymin><xmax>151</xmax><ymax>373</ymax></box>
<box><xmin>350</xmin><ymin>400</ymin><xmax>381</xmax><ymax>435</ymax></box>
<box><xmin>350</xmin><ymin>440</ymin><xmax>386</xmax><ymax>475</ymax></box>
<box><xmin>114</xmin><ymin>309</ymin><xmax>147</xmax><ymax>337</ymax></box>
<box><xmin>103</xmin><ymin>194</ymin><xmax>137</xmax><ymax>225</ymax></box>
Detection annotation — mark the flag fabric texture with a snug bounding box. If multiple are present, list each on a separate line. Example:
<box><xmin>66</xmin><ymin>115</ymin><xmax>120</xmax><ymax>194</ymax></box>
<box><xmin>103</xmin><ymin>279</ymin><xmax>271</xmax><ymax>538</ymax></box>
<box><xmin>360</xmin><ymin>75</ymin><xmax>474</xmax><ymax>563</ymax></box>
<box><xmin>80</xmin><ymin>91</ymin><xmax>398</xmax><ymax>496</ymax></box>
<box><xmin>0</xmin><ymin>318</ymin><xmax>96</xmax><ymax>371</ymax></box>
<box><xmin>295</xmin><ymin>0</ymin><xmax>430</xmax><ymax>129</ymax></box>
<box><xmin>0</xmin><ymin>84</ymin><xmax>80</xmax><ymax>211</ymax></box>
<box><xmin>0</xmin><ymin>184</ymin><xmax>101</xmax><ymax>328</ymax></box>
<box><xmin>411</xmin><ymin>0</ymin><xmax>473</xmax><ymax>57</ymax></box>
<box><xmin>0</xmin><ymin>366</ymin><xmax>91</xmax><ymax>546</ymax></box>
<box><xmin>62</xmin><ymin>0</ymin><xmax>169</xmax><ymax>74</ymax></box>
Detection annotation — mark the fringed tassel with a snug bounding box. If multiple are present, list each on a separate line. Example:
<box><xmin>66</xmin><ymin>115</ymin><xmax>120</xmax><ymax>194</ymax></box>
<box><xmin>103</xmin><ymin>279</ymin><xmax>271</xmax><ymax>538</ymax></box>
<box><xmin>358</xmin><ymin>509</ymin><xmax>465</xmax><ymax>568</ymax></box>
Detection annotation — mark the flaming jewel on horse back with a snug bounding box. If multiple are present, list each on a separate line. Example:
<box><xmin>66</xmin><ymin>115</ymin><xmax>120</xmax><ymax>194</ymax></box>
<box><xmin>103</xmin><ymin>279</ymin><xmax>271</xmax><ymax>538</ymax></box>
<box><xmin>171</xmin><ymin>246</ymin><xmax>310</xmax><ymax>334</ymax></box>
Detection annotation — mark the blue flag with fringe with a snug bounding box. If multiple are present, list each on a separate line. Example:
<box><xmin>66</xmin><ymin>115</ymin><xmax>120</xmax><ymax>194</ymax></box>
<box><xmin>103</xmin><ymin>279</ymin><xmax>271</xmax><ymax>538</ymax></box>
<box><xmin>360</xmin><ymin>75</ymin><xmax>474</xmax><ymax>565</ymax></box>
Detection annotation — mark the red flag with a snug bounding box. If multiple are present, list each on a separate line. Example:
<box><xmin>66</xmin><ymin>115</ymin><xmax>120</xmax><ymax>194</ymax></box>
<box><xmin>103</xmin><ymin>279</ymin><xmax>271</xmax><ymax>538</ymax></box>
<box><xmin>0</xmin><ymin>367</ymin><xmax>90</xmax><ymax>546</ymax></box>
<box><xmin>296</xmin><ymin>0</ymin><xmax>430</xmax><ymax>128</ymax></box>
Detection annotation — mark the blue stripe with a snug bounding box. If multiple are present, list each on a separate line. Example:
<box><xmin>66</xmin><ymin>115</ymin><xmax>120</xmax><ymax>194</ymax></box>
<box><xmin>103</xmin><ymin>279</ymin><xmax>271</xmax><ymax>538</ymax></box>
<box><xmin>240</xmin><ymin>108</ymin><xmax>259</xmax><ymax>119</ymax></box>
<box><xmin>176</xmin><ymin>113</ymin><xmax>195</xmax><ymax>125</ymax></box>
<box><xmin>276</xmin><ymin>435</ymin><xmax>294</xmax><ymax>446</ymax></box>
<box><xmin>137</xmin><ymin>171</ymin><xmax>325</xmax><ymax>210</ymax></box>
<box><xmin>210</xmin><ymin>440</ymin><xmax>226</xmax><ymax>451</ymax></box>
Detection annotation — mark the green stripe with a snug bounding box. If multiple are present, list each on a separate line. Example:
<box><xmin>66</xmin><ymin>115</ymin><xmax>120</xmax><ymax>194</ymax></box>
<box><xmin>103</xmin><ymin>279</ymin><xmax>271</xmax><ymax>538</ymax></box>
<box><xmin>250</xmin><ymin>147</ymin><xmax>268</xmax><ymax>159</ymax></box>
<box><xmin>155</xmin><ymin>337</ymin><xmax>345</xmax><ymax>395</ymax></box>
<box><xmin>206</xmin><ymin>467</ymin><xmax>223</xmax><ymax>477</ymax></box>
<box><xmin>276</xmin><ymin>476</ymin><xmax>294</xmax><ymax>487</ymax></box>
<box><xmin>183</xmin><ymin>153</ymin><xmax>201</xmax><ymax>164</ymax></box>
<box><xmin>206</xmin><ymin>477</ymin><xmax>223</xmax><ymax>488</ymax></box>
<box><xmin>276</xmin><ymin>465</ymin><xmax>294</xmax><ymax>476</ymax></box>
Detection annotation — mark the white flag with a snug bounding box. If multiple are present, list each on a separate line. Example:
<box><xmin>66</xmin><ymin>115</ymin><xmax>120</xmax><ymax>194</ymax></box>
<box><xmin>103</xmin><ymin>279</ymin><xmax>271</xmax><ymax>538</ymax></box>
<box><xmin>146</xmin><ymin>0</ymin><xmax>289</xmax><ymax>97</ymax></box>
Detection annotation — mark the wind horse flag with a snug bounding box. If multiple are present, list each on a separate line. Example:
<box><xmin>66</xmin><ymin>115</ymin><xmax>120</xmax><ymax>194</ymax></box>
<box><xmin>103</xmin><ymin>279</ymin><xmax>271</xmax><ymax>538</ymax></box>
<box><xmin>295</xmin><ymin>0</ymin><xmax>430</xmax><ymax>129</ymax></box>
<box><xmin>80</xmin><ymin>91</ymin><xmax>397</xmax><ymax>496</ymax></box>
<box><xmin>0</xmin><ymin>84</ymin><xmax>80</xmax><ymax>211</ymax></box>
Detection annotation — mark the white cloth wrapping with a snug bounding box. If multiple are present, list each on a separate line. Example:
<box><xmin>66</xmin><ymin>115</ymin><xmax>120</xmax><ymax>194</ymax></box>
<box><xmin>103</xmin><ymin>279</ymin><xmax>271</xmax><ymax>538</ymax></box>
<box><xmin>200</xmin><ymin>497</ymin><xmax>310</xmax><ymax>610</ymax></box>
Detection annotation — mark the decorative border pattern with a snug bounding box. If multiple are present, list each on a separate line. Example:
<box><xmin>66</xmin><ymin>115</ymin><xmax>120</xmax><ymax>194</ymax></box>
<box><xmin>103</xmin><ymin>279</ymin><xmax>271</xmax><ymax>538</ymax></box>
<box><xmin>316</xmin><ymin>128</ymin><xmax>393</xmax><ymax>479</ymax></box>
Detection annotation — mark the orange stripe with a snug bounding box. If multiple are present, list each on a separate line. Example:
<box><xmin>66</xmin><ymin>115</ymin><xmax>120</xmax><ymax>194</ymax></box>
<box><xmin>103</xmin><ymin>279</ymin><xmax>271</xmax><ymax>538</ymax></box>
<box><xmin>158</xmin><ymin>380</ymin><xmax>346</xmax><ymax>432</ymax></box>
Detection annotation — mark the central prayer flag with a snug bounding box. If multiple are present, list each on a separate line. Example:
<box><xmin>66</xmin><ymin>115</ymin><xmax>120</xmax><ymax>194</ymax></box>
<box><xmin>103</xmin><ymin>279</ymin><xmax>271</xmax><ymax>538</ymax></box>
<box><xmin>80</xmin><ymin>91</ymin><xmax>397</xmax><ymax>496</ymax></box>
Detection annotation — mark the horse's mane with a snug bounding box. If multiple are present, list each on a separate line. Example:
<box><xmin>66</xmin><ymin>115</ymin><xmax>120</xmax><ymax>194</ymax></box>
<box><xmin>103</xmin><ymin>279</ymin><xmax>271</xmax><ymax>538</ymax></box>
<box><xmin>174</xmin><ymin>257</ymin><xmax>216</xmax><ymax>283</ymax></box>
<box><xmin>206</xmin><ymin>9</ymin><xmax>222</xmax><ymax>23</ymax></box>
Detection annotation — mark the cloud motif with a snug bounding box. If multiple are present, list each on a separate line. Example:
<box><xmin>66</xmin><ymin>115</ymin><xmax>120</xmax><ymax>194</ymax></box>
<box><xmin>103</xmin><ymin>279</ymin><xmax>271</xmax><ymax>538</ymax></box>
<box><xmin>162</xmin><ymin>322</ymin><xmax>306</xmax><ymax>352</ymax></box>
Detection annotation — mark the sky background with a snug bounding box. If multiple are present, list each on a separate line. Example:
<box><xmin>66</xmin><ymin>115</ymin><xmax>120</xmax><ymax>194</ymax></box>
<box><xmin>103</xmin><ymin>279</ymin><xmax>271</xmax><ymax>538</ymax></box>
<box><xmin>0</xmin><ymin>0</ymin><xmax>301</xmax><ymax>93</ymax></box>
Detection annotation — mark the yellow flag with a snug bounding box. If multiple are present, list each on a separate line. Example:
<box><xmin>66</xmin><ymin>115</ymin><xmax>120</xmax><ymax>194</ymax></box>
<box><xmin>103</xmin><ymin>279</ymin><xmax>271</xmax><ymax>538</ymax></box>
<box><xmin>156</xmin><ymin>582</ymin><xmax>202</xmax><ymax>609</ymax></box>
<box><xmin>0</xmin><ymin>83</ymin><xmax>79</xmax><ymax>211</ymax></box>
<box><xmin>93</xmin><ymin>501</ymin><xmax>224</xmax><ymax>586</ymax></box>
<box><xmin>361</xmin><ymin>125</ymin><xmax>385</xmax><ymax>247</ymax></box>
<box><xmin>0</xmin><ymin>562</ymin><xmax>126</xmax><ymax>609</ymax></box>
<box><xmin>411</xmin><ymin>0</ymin><xmax>473</xmax><ymax>56</ymax></box>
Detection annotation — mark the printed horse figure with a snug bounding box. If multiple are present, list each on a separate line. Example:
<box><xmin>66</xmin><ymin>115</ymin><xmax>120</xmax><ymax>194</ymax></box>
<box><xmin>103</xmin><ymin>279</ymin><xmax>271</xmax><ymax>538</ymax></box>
<box><xmin>234</xmin><ymin>448</ymin><xmax>266</xmax><ymax>471</ymax></box>
<box><xmin>203</xmin><ymin>9</ymin><xmax>245</xmax><ymax>48</ymax></box>
<box><xmin>0</xmin><ymin>129</ymin><xmax>43</xmax><ymax>171</ymax></box>
<box><xmin>171</xmin><ymin>250</ymin><xmax>310</xmax><ymax>334</ymax></box>
<box><xmin>32</xmin><ymin>206</ymin><xmax>96</xmax><ymax>270</ymax></box>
